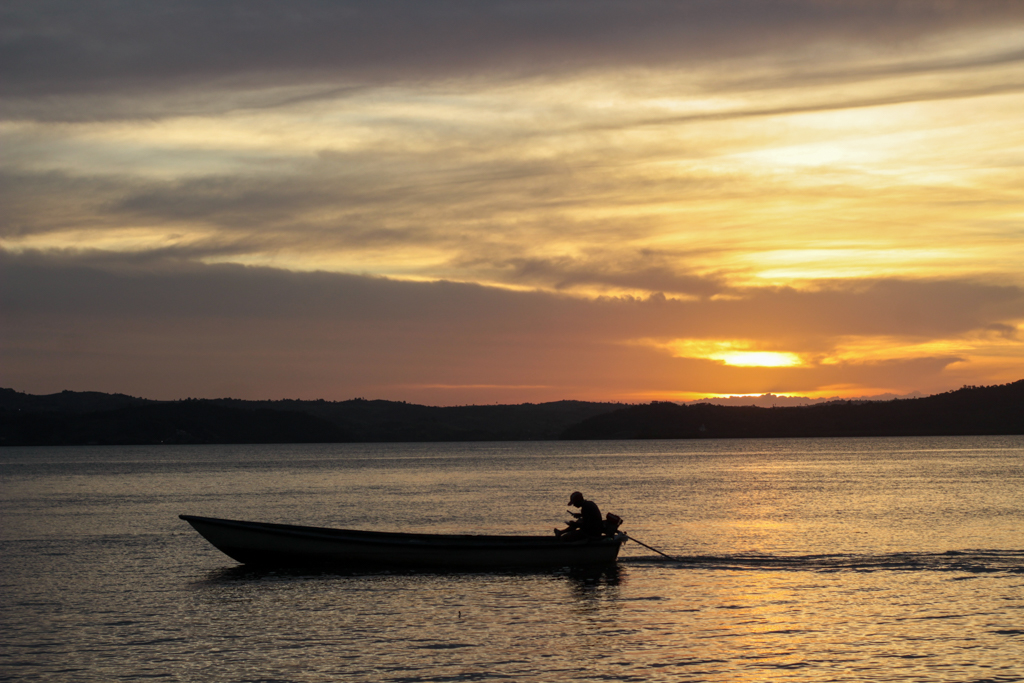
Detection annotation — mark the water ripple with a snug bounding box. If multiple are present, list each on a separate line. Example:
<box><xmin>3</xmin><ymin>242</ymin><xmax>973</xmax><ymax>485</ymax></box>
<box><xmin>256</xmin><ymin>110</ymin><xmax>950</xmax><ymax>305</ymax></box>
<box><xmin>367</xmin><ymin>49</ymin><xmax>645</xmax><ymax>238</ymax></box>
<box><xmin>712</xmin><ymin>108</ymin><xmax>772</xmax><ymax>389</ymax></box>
<box><xmin>623</xmin><ymin>549</ymin><xmax>1024</xmax><ymax>574</ymax></box>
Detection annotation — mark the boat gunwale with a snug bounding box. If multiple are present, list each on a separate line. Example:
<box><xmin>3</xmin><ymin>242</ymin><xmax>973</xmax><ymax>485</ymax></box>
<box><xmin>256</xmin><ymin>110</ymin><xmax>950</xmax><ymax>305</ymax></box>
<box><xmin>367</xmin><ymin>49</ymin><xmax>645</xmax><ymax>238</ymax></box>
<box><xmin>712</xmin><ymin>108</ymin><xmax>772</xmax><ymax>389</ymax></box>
<box><xmin>179</xmin><ymin>514</ymin><xmax>625</xmax><ymax>551</ymax></box>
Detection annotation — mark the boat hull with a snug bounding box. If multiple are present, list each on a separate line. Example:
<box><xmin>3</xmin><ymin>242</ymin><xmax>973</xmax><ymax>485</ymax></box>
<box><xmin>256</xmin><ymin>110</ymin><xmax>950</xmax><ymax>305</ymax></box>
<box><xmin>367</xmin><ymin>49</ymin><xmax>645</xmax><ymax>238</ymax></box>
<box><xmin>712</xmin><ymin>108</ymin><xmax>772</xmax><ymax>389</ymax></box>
<box><xmin>180</xmin><ymin>515</ymin><xmax>626</xmax><ymax>569</ymax></box>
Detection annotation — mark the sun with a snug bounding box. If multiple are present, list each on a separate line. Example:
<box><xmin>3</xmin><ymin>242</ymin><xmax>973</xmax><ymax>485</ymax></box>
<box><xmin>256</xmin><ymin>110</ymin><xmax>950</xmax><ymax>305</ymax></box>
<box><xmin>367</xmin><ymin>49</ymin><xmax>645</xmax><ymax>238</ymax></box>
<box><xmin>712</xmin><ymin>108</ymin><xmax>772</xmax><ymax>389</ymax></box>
<box><xmin>645</xmin><ymin>339</ymin><xmax>806</xmax><ymax>368</ymax></box>
<box><xmin>714</xmin><ymin>351</ymin><xmax>803</xmax><ymax>368</ymax></box>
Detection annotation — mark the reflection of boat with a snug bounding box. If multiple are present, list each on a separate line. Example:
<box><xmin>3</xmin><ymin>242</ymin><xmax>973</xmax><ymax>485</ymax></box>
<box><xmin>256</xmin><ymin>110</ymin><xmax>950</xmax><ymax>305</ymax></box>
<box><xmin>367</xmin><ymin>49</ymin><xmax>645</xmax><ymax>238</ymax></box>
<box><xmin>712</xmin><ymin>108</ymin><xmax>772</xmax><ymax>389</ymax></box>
<box><xmin>179</xmin><ymin>515</ymin><xmax>627</xmax><ymax>569</ymax></box>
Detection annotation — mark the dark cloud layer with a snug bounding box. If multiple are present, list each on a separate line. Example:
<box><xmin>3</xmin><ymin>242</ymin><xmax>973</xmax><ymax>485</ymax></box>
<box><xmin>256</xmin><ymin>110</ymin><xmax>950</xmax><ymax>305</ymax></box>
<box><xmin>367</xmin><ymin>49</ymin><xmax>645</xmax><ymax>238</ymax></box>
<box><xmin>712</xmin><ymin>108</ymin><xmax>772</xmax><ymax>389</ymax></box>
<box><xmin>3</xmin><ymin>249</ymin><xmax>1020</xmax><ymax>401</ymax></box>
<box><xmin>7</xmin><ymin>249</ymin><xmax>1019</xmax><ymax>336</ymax></box>
<box><xmin>4</xmin><ymin>0</ymin><xmax>1022</xmax><ymax>119</ymax></box>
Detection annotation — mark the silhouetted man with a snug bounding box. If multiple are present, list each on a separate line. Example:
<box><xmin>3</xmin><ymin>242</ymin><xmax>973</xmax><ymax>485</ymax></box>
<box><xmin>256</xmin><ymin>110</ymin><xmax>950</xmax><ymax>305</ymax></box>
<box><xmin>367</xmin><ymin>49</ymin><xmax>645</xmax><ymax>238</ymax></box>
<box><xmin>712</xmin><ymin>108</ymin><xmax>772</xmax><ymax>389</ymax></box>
<box><xmin>554</xmin><ymin>491</ymin><xmax>603</xmax><ymax>540</ymax></box>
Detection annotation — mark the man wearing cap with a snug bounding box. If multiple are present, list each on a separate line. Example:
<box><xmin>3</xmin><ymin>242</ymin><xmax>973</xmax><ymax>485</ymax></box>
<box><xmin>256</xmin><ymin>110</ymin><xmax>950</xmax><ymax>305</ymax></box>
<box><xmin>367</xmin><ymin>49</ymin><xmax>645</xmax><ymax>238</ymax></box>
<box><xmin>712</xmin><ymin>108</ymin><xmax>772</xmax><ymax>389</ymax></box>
<box><xmin>554</xmin><ymin>491</ymin><xmax>603</xmax><ymax>540</ymax></box>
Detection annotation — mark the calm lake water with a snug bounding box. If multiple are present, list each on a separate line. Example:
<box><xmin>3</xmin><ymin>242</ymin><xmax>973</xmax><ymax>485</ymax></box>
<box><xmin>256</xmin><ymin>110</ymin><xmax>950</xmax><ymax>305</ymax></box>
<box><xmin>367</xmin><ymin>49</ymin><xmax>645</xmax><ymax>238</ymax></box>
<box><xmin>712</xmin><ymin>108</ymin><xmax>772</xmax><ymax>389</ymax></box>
<box><xmin>2</xmin><ymin>436</ymin><xmax>1022</xmax><ymax>682</ymax></box>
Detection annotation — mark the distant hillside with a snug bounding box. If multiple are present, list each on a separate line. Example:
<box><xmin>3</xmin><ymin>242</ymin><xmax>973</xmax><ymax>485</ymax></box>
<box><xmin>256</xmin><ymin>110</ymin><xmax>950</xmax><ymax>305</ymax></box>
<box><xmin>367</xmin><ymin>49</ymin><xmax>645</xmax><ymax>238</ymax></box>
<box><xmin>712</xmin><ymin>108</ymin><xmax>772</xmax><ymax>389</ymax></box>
<box><xmin>207</xmin><ymin>397</ymin><xmax>622</xmax><ymax>442</ymax></box>
<box><xmin>2</xmin><ymin>381</ymin><xmax>1021</xmax><ymax>446</ymax></box>
<box><xmin>0</xmin><ymin>388</ymin><xmax>152</xmax><ymax>413</ymax></box>
<box><xmin>0</xmin><ymin>389</ymin><xmax>622</xmax><ymax>446</ymax></box>
<box><xmin>560</xmin><ymin>381</ymin><xmax>1024</xmax><ymax>440</ymax></box>
<box><xmin>0</xmin><ymin>398</ymin><xmax>349</xmax><ymax>446</ymax></box>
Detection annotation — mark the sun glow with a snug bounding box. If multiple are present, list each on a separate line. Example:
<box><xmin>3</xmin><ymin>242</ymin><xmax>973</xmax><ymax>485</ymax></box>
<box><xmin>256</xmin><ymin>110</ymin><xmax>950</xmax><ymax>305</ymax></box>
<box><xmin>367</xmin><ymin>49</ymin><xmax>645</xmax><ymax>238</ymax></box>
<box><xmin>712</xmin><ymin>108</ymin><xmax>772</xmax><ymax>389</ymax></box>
<box><xmin>717</xmin><ymin>351</ymin><xmax>804</xmax><ymax>368</ymax></box>
<box><xmin>647</xmin><ymin>339</ymin><xmax>805</xmax><ymax>368</ymax></box>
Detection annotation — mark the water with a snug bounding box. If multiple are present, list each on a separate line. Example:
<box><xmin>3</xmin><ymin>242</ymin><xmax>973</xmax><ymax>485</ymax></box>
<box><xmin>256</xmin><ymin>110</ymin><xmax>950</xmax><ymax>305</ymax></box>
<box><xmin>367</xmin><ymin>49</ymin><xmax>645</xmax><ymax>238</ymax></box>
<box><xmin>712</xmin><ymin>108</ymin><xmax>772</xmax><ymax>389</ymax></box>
<box><xmin>2</xmin><ymin>436</ymin><xmax>1022</xmax><ymax>682</ymax></box>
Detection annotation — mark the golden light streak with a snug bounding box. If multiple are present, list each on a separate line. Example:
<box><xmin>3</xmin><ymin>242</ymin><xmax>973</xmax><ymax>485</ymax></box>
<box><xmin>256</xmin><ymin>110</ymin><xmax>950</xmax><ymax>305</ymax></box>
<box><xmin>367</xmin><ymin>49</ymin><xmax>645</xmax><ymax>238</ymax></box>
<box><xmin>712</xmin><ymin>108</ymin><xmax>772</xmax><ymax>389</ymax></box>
<box><xmin>821</xmin><ymin>332</ymin><xmax>1023</xmax><ymax>365</ymax></box>
<box><xmin>719</xmin><ymin>352</ymin><xmax>804</xmax><ymax>368</ymax></box>
<box><xmin>0</xmin><ymin>226</ymin><xmax>218</xmax><ymax>254</ymax></box>
<box><xmin>644</xmin><ymin>339</ymin><xmax>806</xmax><ymax>368</ymax></box>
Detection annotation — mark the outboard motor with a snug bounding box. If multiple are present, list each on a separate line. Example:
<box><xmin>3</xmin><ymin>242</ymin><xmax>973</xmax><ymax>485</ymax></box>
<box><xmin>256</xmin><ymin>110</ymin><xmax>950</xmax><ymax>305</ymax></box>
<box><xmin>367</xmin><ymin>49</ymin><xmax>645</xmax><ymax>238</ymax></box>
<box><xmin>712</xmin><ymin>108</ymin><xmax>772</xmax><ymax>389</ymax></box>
<box><xmin>603</xmin><ymin>512</ymin><xmax>623</xmax><ymax>535</ymax></box>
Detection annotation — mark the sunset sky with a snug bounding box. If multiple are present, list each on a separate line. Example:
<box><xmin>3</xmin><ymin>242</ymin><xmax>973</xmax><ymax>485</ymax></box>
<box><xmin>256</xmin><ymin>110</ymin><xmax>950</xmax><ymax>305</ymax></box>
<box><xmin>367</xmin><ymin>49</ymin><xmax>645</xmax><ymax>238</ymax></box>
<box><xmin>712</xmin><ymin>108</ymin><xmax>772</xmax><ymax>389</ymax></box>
<box><xmin>2</xmin><ymin>1</ymin><xmax>1023</xmax><ymax>404</ymax></box>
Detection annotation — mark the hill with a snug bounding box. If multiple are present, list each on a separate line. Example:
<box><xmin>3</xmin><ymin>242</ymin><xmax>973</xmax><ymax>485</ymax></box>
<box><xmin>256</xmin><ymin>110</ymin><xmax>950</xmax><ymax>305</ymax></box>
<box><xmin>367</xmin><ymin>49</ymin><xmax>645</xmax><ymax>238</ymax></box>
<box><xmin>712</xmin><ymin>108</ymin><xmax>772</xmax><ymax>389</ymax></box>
<box><xmin>2</xmin><ymin>381</ymin><xmax>1021</xmax><ymax>446</ymax></box>
<box><xmin>560</xmin><ymin>381</ymin><xmax>1024</xmax><ymax>440</ymax></box>
<box><xmin>0</xmin><ymin>389</ymin><xmax>622</xmax><ymax>446</ymax></box>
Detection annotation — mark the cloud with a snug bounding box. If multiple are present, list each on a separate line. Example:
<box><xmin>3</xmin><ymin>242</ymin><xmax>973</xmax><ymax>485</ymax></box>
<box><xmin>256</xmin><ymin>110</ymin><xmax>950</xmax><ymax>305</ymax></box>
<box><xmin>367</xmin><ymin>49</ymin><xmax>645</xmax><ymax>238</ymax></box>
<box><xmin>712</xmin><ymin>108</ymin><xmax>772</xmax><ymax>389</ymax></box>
<box><xmin>4</xmin><ymin>2</ymin><xmax>1023</xmax><ymax>402</ymax></box>
<box><xmin>0</xmin><ymin>151</ymin><xmax>755</xmax><ymax>292</ymax></box>
<box><xmin>3</xmin><ymin>248</ymin><xmax>1021</xmax><ymax>402</ymax></box>
<box><xmin>985</xmin><ymin>323</ymin><xmax>1019</xmax><ymax>340</ymax></box>
<box><xmin>4</xmin><ymin>0</ymin><xmax>1023</xmax><ymax>120</ymax></box>
<box><xmin>483</xmin><ymin>253</ymin><xmax>729</xmax><ymax>298</ymax></box>
<box><xmin>8</xmin><ymin>249</ymin><xmax>1019</xmax><ymax>336</ymax></box>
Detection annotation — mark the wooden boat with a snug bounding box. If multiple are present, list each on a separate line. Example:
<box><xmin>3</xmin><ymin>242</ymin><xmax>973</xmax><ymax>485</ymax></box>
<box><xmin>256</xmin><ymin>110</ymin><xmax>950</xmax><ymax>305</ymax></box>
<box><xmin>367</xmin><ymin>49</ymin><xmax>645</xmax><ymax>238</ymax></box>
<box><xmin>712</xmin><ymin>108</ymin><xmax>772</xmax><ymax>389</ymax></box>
<box><xmin>179</xmin><ymin>514</ymin><xmax>627</xmax><ymax>569</ymax></box>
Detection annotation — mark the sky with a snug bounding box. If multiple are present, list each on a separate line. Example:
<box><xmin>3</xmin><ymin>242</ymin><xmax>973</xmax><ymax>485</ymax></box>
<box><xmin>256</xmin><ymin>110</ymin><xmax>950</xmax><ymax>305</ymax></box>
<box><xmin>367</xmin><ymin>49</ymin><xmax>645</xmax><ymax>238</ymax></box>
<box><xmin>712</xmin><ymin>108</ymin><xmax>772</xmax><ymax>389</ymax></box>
<box><xmin>2</xmin><ymin>0</ymin><xmax>1023</xmax><ymax>405</ymax></box>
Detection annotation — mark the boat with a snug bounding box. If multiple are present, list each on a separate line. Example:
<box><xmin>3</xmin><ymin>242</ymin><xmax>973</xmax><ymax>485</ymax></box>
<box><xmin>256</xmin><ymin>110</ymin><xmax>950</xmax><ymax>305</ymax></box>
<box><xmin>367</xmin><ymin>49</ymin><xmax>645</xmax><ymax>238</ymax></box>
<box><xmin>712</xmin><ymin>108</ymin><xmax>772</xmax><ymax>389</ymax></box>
<box><xmin>179</xmin><ymin>515</ymin><xmax>628</xmax><ymax>569</ymax></box>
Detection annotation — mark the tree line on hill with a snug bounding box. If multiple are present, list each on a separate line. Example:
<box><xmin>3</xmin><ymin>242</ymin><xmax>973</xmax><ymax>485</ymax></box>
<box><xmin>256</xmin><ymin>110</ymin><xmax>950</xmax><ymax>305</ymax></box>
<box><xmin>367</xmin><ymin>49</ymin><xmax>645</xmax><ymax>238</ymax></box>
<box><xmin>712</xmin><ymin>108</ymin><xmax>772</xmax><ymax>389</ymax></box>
<box><xmin>0</xmin><ymin>380</ymin><xmax>1021</xmax><ymax>446</ymax></box>
<box><xmin>0</xmin><ymin>391</ymin><xmax>620</xmax><ymax>445</ymax></box>
<box><xmin>561</xmin><ymin>380</ymin><xmax>1024</xmax><ymax>439</ymax></box>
